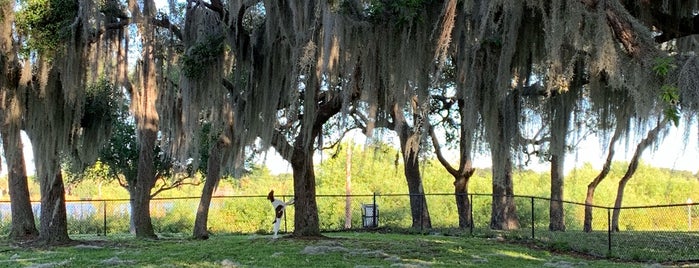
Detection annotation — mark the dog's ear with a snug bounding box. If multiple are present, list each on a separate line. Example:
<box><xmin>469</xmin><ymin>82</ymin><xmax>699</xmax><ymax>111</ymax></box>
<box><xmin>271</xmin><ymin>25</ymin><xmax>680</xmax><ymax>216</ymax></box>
<box><xmin>267</xmin><ymin>190</ymin><xmax>274</xmax><ymax>201</ymax></box>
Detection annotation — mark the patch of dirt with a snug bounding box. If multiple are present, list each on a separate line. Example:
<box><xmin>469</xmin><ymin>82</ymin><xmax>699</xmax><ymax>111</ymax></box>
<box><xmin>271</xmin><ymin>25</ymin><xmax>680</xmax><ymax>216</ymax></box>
<box><xmin>220</xmin><ymin>259</ymin><xmax>241</xmax><ymax>267</ymax></box>
<box><xmin>26</xmin><ymin>260</ymin><xmax>71</xmax><ymax>268</ymax></box>
<box><xmin>100</xmin><ymin>256</ymin><xmax>136</xmax><ymax>266</ymax></box>
<box><xmin>11</xmin><ymin>238</ymin><xmax>114</xmax><ymax>250</ymax></box>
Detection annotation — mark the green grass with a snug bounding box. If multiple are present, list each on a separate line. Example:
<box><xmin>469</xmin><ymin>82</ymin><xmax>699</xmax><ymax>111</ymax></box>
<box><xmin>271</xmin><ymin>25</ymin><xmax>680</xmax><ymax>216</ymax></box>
<box><xmin>0</xmin><ymin>232</ymin><xmax>648</xmax><ymax>267</ymax></box>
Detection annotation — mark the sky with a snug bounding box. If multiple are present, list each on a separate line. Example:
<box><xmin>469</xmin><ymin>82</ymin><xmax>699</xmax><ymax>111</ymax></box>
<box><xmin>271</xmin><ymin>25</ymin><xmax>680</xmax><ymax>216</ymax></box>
<box><xmin>2</xmin><ymin>123</ymin><xmax>698</xmax><ymax>178</ymax></box>
<box><xmin>261</xmin><ymin>124</ymin><xmax>699</xmax><ymax>176</ymax></box>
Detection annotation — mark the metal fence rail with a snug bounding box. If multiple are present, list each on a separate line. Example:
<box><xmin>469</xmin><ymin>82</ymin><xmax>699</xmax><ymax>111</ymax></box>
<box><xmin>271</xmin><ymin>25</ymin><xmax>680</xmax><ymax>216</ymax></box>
<box><xmin>1</xmin><ymin>193</ymin><xmax>697</xmax><ymax>262</ymax></box>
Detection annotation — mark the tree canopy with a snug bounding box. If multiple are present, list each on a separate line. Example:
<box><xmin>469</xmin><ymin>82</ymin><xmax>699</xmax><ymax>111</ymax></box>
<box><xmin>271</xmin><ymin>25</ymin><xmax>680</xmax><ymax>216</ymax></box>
<box><xmin>1</xmin><ymin>0</ymin><xmax>698</xmax><ymax>241</ymax></box>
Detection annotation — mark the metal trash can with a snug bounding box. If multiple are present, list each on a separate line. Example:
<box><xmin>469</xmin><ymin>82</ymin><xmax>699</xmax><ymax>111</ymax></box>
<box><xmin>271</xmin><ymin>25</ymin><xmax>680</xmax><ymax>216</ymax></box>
<box><xmin>361</xmin><ymin>203</ymin><xmax>379</xmax><ymax>228</ymax></box>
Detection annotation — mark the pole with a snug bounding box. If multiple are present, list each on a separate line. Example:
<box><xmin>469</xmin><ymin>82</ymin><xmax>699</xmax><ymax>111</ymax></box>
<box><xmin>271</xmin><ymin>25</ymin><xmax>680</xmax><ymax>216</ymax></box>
<box><xmin>607</xmin><ymin>208</ymin><xmax>612</xmax><ymax>256</ymax></box>
<box><xmin>345</xmin><ymin>144</ymin><xmax>352</xmax><ymax>229</ymax></box>
<box><xmin>283</xmin><ymin>196</ymin><xmax>288</xmax><ymax>233</ymax></box>
<box><xmin>372</xmin><ymin>192</ymin><xmax>377</xmax><ymax>228</ymax></box>
<box><xmin>469</xmin><ymin>194</ymin><xmax>473</xmax><ymax>235</ymax></box>
<box><xmin>418</xmin><ymin>194</ymin><xmax>427</xmax><ymax>232</ymax></box>
<box><xmin>688</xmin><ymin>198</ymin><xmax>693</xmax><ymax>231</ymax></box>
<box><xmin>103</xmin><ymin>200</ymin><xmax>107</xmax><ymax>236</ymax></box>
<box><xmin>531</xmin><ymin>197</ymin><xmax>535</xmax><ymax>239</ymax></box>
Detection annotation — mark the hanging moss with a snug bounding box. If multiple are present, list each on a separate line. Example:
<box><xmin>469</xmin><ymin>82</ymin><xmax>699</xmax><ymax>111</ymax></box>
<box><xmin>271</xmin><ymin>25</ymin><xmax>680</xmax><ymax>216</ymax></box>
<box><xmin>98</xmin><ymin>0</ymin><xmax>126</xmax><ymax>19</ymax></box>
<box><xmin>241</xmin><ymin>2</ymin><xmax>265</xmax><ymax>32</ymax></box>
<box><xmin>179</xmin><ymin>35</ymin><xmax>225</xmax><ymax>79</ymax></box>
<box><xmin>81</xmin><ymin>78</ymin><xmax>118</xmax><ymax>129</ymax></box>
<box><xmin>367</xmin><ymin>0</ymin><xmax>432</xmax><ymax>25</ymax></box>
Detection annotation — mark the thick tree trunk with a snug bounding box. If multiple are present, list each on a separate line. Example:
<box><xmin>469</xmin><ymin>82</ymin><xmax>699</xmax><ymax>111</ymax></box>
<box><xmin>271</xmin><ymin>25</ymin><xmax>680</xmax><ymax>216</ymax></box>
<box><xmin>394</xmin><ymin>101</ymin><xmax>431</xmax><ymax>230</ymax></box>
<box><xmin>291</xmin><ymin>143</ymin><xmax>321</xmax><ymax>237</ymax></box>
<box><xmin>1</xmin><ymin>129</ymin><xmax>38</xmax><ymax>240</ymax></box>
<box><xmin>611</xmin><ymin>119</ymin><xmax>665</xmax><ymax>231</ymax></box>
<box><xmin>128</xmin><ymin>0</ymin><xmax>159</xmax><ymax>239</ymax></box>
<box><xmin>24</xmin><ymin>63</ymin><xmax>73</xmax><ymax>245</ymax></box>
<box><xmin>267</xmin><ymin>66</ymin><xmax>360</xmax><ymax>237</ymax></box>
<box><xmin>402</xmin><ymin>142</ymin><xmax>432</xmax><ymax>229</ymax></box>
<box><xmin>37</xmin><ymin>170</ymin><xmax>71</xmax><ymax>245</ymax></box>
<box><xmin>132</xmin><ymin>127</ymin><xmax>158</xmax><ymax>239</ymax></box>
<box><xmin>0</xmin><ymin>0</ymin><xmax>36</xmax><ymax>241</ymax></box>
<box><xmin>489</xmin><ymin>141</ymin><xmax>519</xmax><ymax>230</ymax></box>
<box><xmin>481</xmin><ymin>97</ymin><xmax>519</xmax><ymax>230</ymax></box>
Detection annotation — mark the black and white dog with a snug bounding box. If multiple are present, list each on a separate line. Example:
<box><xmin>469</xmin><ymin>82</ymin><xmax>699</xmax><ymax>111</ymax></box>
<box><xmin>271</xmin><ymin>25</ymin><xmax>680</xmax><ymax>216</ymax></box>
<box><xmin>267</xmin><ymin>190</ymin><xmax>294</xmax><ymax>238</ymax></box>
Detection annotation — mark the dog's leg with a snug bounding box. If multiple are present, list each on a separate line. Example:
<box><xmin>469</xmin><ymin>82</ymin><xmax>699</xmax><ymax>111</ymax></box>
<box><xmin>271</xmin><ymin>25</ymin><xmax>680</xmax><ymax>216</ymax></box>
<box><xmin>273</xmin><ymin>218</ymin><xmax>281</xmax><ymax>239</ymax></box>
<box><xmin>272</xmin><ymin>204</ymin><xmax>285</xmax><ymax>238</ymax></box>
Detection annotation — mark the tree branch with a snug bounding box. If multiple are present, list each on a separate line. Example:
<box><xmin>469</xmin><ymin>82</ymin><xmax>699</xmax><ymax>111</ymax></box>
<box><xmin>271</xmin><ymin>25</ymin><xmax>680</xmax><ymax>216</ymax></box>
<box><xmin>605</xmin><ymin>8</ymin><xmax>643</xmax><ymax>58</ymax></box>
<box><xmin>115</xmin><ymin>174</ymin><xmax>129</xmax><ymax>190</ymax></box>
<box><xmin>429</xmin><ymin>123</ymin><xmax>458</xmax><ymax>176</ymax></box>
<box><xmin>653</xmin><ymin>14</ymin><xmax>699</xmax><ymax>43</ymax></box>
<box><xmin>152</xmin><ymin>17</ymin><xmax>183</xmax><ymax>40</ymax></box>
<box><xmin>271</xmin><ymin>128</ymin><xmax>294</xmax><ymax>162</ymax></box>
<box><xmin>617</xmin><ymin>0</ymin><xmax>699</xmax><ymax>43</ymax></box>
<box><xmin>150</xmin><ymin>175</ymin><xmax>201</xmax><ymax>198</ymax></box>
<box><xmin>581</xmin><ymin>0</ymin><xmax>653</xmax><ymax>58</ymax></box>
<box><xmin>321</xmin><ymin>126</ymin><xmax>360</xmax><ymax>151</ymax></box>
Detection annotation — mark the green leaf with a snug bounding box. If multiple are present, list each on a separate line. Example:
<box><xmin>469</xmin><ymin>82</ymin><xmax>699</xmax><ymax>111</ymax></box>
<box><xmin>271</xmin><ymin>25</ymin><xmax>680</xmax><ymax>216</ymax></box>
<box><xmin>652</xmin><ymin>57</ymin><xmax>676</xmax><ymax>76</ymax></box>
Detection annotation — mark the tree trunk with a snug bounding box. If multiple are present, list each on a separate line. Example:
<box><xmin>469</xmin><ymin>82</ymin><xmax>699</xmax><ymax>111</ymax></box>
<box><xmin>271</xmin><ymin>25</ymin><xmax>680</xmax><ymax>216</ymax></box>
<box><xmin>1</xmin><ymin>129</ymin><xmax>39</xmax><ymax>240</ymax></box>
<box><xmin>583</xmin><ymin>124</ymin><xmax>621</xmax><ymax>232</ymax></box>
<box><xmin>291</xmin><ymin>142</ymin><xmax>321</xmax><ymax>237</ymax></box>
<box><xmin>128</xmin><ymin>0</ymin><xmax>159</xmax><ymax>239</ymax></box>
<box><xmin>489</xmin><ymin>140</ymin><xmax>519</xmax><ymax>230</ymax></box>
<box><xmin>37</xmin><ymin>170</ymin><xmax>71</xmax><ymax>245</ymax></box>
<box><xmin>611</xmin><ymin>119</ymin><xmax>666</xmax><ymax>231</ymax></box>
<box><xmin>24</xmin><ymin>62</ymin><xmax>73</xmax><ymax>245</ymax></box>
<box><xmin>549</xmin><ymin>154</ymin><xmax>565</xmax><ymax>231</ymax></box>
<box><xmin>0</xmin><ymin>0</ymin><xmax>37</xmax><ymax>241</ymax></box>
<box><xmin>402</xmin><ymin>141</ymin><xmax>432</xmax><ymax>229</ymax></box>
<box><xmin>454</xmin><ymin>173</ymin><xmax>472</xmax><ymax>228</ymax></box>
<box><xmin>132</xmin><ymin>127</ymin><xmax>158</xmax><ymax>239</ymax></box>
<box><xmin>548</xmin><ymin>92</ymin><xmax>571</xmax><ymax>232</ymax></box>
<box><xmin>430</xmin><ymin>124</ymin><xmax>475</xmax><ymax>229</ymax></box>
<box><xmin>193</xmin><ymin>142</ymin><xmax>221</xmax><ymax>239</ymax></box>
<box><xmin>267</xmin><ymin>66</ymin><xmax>361</xmax><ymax>237</ymax></box>
<box><xmin>394</xmin><ymin>102</ymin><xmax>431</xmax><ymax>230</ymax></box>
<box><xmin>193</xmin><ymin>132</ymin><xmax>232</xmax><ymax>239</ymax></box>
<box><xmin>485</xmin><ymin>95</ymin><xmax>519</xmax><ymax>230</ymax></box>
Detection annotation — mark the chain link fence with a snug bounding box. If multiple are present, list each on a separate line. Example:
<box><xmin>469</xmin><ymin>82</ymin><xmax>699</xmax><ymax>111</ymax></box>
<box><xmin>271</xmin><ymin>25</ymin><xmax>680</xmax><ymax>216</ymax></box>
<box><xmin>1</xmin><ymin>193</ymin><xmax>697</xmax><ymax>262</ymax></box>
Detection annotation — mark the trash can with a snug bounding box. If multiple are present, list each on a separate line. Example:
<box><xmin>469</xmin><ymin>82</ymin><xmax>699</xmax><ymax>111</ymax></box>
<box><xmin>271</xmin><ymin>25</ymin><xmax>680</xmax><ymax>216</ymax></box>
<box><xmin>361</xmin><ymin>203</ymin><xmax>379</xmax><ymax>228</ymax></box>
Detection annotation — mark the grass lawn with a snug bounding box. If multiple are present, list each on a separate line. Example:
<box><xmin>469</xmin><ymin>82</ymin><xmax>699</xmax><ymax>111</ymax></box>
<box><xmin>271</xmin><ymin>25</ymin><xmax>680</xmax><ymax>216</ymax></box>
<box><xmin>0</xmin><ymin>232</ymin><xmax>656</xmax><ymax>267</ymax></box>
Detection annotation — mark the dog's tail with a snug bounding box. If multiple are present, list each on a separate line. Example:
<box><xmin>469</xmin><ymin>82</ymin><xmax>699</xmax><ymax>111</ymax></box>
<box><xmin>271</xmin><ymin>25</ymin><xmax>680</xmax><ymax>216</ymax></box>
<box><xmin>286</xmin><ymin>198</ymin><xmax>295</xmax><ymax>206</ymax></box>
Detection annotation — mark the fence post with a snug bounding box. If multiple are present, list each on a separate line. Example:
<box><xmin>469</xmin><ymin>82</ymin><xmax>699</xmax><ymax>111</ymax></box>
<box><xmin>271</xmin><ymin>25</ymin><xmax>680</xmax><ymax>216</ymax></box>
<box><xmin>530</xmin><ymin>197</ymin><xmax>535</xmax><ymax>239</ymax></box>
<box><xmin>373</xmin><ymin>192</ymin><xmax>377</xmax><ymax>228</ymax></box>
<box><xmin>469</xmin><ymin>194</ymin><xmax>474</xmax><ymax>235</ymax></box>
<box><xmin>607</xmin><ymin>208</ymin><xmax>612</xmax><ymax>256</ymax></box>
<box><xmin>419</xmin><ymin>193</ymin><xmax>424</xmax><ymax>231</ymax></box>
<box><xmin>283</xmin><ymin>196</ymin><xmax>288</xmax><ymax>233</ymax></box>
<box><xmin>688</xmin><ymin>198</ymin><xmax>693</xmax><ymax>231</ymax></box>
<box><xmin>103</xmin><ymin>200</ymin><xmax>107</xmax><ymax>236</ymax></box>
